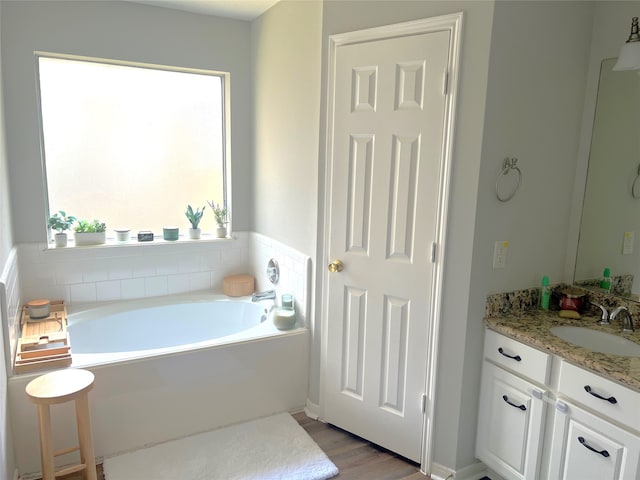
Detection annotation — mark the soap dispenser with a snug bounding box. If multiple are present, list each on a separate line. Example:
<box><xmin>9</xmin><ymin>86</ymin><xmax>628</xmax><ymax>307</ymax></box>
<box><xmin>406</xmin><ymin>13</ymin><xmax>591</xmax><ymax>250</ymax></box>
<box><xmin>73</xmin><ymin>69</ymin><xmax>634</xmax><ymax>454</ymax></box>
<box><xmin>540</xmin><ymin>276</ymin><xmax>550</xmax><ymax>310</ymax></box>
<box><xmin>600</xmin><ymin>267</ymin><xmax>612</xmax><ymax>292</ymax></box>
<box><xmin>273</xmin><ymin>294</ymin><xmax>296</xmax><ymax>330</ymax></box>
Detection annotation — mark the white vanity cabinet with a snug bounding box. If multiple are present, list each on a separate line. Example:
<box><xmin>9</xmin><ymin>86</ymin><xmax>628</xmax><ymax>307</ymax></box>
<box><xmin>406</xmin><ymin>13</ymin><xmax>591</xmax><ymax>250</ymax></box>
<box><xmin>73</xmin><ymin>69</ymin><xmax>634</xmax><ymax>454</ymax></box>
<box><xmin>477</xmin><ymin>329</ymin><xmax>640</xmax><ymax>480</ymax></box>
<box><xmin>547</xmin><ymin>399</ymin><xmax>640</xmax><ymax>480</ymax></box>
<box><xmin>547</xmin><ymin>360</ymin><xmax>640</xmax><ymax>480</ymax></box>
<box><xmin>476</xmin><ymin>330</ymin><xmax>551</xmax><ymax>480</ymax></box>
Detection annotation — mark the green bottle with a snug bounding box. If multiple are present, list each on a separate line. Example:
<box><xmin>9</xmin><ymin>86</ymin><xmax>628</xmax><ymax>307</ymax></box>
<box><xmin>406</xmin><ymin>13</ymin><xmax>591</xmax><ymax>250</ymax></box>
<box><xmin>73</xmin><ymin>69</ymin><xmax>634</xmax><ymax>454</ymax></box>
<box><xmin>540</xmin><ymin>275</ymin><xmax>550</xmax><ymax>310</ymax></box>
<box><xmin>600</xmin><ymin>267</ymin><xmax>611</xmax><ymax>291</ymax></box>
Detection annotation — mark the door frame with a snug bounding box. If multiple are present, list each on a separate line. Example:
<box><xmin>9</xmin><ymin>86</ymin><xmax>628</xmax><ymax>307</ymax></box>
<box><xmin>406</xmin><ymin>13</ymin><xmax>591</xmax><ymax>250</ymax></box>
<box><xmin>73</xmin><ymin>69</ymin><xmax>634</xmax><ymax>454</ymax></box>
<box><xmin>318</xmin><ymin>12</ymin><xmax>463</xmax><ymax>475</ymax></box>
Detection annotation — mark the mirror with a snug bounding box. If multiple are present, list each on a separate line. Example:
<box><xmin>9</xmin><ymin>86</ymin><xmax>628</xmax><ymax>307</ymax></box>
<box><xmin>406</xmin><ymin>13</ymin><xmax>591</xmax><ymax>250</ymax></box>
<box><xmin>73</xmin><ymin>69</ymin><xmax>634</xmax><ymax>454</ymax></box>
<box><xmin>574</xmin><ymin>58</ymin><xmax>640</xmax><ymax>301</ymax></box>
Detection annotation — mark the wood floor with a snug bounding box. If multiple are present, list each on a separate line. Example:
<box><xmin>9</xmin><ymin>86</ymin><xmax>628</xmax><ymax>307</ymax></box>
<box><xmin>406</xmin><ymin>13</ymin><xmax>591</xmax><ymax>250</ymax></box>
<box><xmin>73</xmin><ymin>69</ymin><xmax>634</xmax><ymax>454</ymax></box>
<box><xmin>293</xmin><ymin>412</ymin><xmax>427</xmax><ymax>479</ymax></box>
<box><xmin>51</xmin><ymin>412</ymin><xmax>426</xmax><ymax>480</ymax></box>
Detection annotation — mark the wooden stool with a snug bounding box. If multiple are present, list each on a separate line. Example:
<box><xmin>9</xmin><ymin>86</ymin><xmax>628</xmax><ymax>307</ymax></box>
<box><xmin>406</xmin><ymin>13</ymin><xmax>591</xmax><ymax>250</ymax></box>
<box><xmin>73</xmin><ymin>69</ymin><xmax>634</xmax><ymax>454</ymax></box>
<box><xmin>25</xmin><ymin>369</ymin><xmax>97</xmax><ymax>480</ymax></box>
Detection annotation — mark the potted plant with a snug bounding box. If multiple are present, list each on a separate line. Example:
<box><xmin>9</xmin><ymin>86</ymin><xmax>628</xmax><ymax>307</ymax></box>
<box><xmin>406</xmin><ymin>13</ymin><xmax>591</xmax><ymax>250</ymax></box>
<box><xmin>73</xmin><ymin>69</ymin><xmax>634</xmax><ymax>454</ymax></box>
<box><xmin>47</xmin><ymin>211</ymin><xmax>76</xmax><ymax>247</ymax></box>
<box><xmin>74</xmin><ymin>219</ymin><xmax>107</xmax><ymax>246</ymax></box>
<box><xmin>185</xmin><ymin>205</ymin><xmax>205</xmax><ymax>239</ymax></box>
<box><xmin>207</xmin><ymin>201</ymin><xmax>228</xmax><ymax>238</ymax></box>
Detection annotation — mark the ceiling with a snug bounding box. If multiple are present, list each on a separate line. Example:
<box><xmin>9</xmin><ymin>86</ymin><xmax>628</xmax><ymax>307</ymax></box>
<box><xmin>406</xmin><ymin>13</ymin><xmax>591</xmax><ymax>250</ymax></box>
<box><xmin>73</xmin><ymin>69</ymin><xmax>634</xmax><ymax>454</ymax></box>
<box><xmin>130</xmin><ymin>0</ymin><xmax>281</xmax><ymax>20</ymax></box>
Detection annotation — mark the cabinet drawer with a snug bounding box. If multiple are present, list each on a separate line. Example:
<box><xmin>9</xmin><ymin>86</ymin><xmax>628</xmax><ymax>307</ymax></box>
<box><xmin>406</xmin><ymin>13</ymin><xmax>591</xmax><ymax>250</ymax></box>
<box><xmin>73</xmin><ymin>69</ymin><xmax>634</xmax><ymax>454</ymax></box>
<box><xmin>558</xmin><ymin>361</ymin><xmax>640</xmax><ymax>433</ymax></box>
<box><xmin>484</xmin><ymin>329</ymin><xmax>551</xmax><ymax>385</ymax></box>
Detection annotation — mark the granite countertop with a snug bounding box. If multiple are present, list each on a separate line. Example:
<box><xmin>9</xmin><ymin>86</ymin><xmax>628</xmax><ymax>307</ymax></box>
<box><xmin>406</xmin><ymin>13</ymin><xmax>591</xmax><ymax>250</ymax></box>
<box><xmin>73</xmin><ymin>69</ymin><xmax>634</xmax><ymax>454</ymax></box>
<box><xmin>485</xmin><ymin>309</ymin><xmax>640</xmax><ymax>392</ymax></box>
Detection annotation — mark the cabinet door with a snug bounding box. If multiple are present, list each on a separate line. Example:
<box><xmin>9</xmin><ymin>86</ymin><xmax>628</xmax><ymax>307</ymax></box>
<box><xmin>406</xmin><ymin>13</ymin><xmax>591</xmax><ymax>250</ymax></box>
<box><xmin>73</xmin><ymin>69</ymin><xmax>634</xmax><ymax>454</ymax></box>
<box><xmin>549</xmin><ymin>400</ymin><xmax>640</xmax><ymax>480</ymax></box>
<box><xmin>476</xmin><ymin>361</ymin><xmax>547</xmax><ymax>480</ymax></box>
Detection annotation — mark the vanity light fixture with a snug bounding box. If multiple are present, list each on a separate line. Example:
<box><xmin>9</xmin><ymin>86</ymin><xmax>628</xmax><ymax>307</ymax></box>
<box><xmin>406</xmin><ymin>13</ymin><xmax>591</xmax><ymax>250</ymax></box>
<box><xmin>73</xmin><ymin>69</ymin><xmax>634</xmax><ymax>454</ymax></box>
<box><xmin>613</xmin><ymin>16</ymin><xmax>640</xmax><ymax>71</ymax></box>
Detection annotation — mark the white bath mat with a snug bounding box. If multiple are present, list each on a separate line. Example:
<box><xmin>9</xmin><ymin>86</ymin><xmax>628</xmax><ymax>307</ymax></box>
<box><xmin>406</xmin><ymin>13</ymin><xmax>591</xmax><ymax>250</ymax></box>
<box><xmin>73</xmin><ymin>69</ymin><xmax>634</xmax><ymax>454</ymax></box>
<box><xmin>103</xmin><ymin>412</ymin><xmax>339</xmax><ymax>480</ymax></box>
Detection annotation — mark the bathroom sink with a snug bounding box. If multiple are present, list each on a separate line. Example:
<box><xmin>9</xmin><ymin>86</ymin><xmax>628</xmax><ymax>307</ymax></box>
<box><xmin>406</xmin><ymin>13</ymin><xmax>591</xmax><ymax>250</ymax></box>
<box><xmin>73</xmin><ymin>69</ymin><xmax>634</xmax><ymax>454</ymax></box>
<box><xmin>550</xmin><ymin>326</ymin><xmax>640</xmax><ymax>357</ymax></box>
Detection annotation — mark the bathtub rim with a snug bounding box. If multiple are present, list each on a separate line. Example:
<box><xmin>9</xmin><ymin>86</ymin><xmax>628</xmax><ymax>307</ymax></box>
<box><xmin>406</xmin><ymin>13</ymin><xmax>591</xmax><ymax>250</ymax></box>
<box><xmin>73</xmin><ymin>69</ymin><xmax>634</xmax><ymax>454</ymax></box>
<box><xmin>11</xmin><ymin>326</ymin><xmax>308</xmax><ymax>380</ymax></box>
<box><xmin>66</xmin><ymin>290</ymin><xmax>266</xmax><ymax>324</ymax></box>
<box><xmin>14</xmin><ymin>290</ymin><xmax>305</xmax><ymax>375</ymax></box>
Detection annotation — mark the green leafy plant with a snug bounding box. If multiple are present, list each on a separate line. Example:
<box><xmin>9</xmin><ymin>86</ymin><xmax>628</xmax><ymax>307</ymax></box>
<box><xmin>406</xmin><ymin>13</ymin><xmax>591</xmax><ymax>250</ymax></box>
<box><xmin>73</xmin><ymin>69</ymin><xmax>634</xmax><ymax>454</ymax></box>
<box><xmin>74</xmin><ymin>219</ymin><xmax>107</xmax><ymax>233</ymax></box>
<box><xmin>207</xmin><ymin>201</ymin><xmax>228</xmax><ymax>225</ymax></box>
<box><xmin>185</xmin><ymin>205</ymin><xmax>205</xmax><ymax>229</ymax></box>
<box><xmin>47</xmin><ymin>211</ymin><xmax>76</xmax><ymax>233</ymax></box>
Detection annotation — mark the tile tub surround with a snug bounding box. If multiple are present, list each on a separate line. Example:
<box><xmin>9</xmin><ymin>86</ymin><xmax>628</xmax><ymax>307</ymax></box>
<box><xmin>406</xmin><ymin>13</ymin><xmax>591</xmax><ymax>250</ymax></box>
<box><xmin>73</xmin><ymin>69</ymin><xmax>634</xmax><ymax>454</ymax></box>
<box><xmin>485</xmin><ymin>309</ymin><xmax>640</xmax><ymax>392</ymax></box>
<box><xmin>0</xmin><ymin>248</ymin><xmax>20</xmax><ymax>371</ymax></box>
<box><xmin>249</xmin><ymin>232</ymin><xmax>311</xmax><ymax>326</ymax></box>
<box><xmin>11</xmin><ymin>232</ymin><xmax>311</xmax><ymax>364</ymax></box>
<box><xmin>17</xmin><ymin>232</ymin><xmax>309</xmax><ymax>309</ymax></box>
<box><xmin>17</xmin><ymin>234</ymin><xmax>250</xmax><ymax>305</ymax></box>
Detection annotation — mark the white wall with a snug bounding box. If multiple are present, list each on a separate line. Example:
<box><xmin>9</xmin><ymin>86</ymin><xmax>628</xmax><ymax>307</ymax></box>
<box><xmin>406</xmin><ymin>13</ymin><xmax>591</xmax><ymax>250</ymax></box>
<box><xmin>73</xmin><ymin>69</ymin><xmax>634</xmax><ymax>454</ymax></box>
<box><xmin>251</xmin><ymin>0</ymin><xmax>322</xmax><ymax>258</ymax></box>
<box><xmin>318</xmin><ymin>1</ymin><xmax>495</xmax><ymax>473</ymax></box>
<box><xmin>0</xmin><ymin>8</ymin><xmax>10</xmax><ymax>266</ymax></box>
<box><xmin>476</xmin><ymin>1</ymin><xmax>592</xmax><ymax>292</ymax></box>
<box><xmin>251</xmin><ymin>0</ymin><xmax>323</xmax><ymax>404</ymax></box>
<box><xmin>2</xmin><ymin>0</ymin><xmax>633</xmax><ymax>477</ymax></box>
<box><xmin>467</xmin><ymin>0</ymin><xmax>593</xmax><ymax>473</ymax></box>
<box><xmin>0</xmin><ymin>2</ymin><xmax>17</xmax><ymax>477</ymax></box>
<box><xmin>1</xmin><ymin>0</ymin><xmax>253</xmax><ymax>243</ymax></box>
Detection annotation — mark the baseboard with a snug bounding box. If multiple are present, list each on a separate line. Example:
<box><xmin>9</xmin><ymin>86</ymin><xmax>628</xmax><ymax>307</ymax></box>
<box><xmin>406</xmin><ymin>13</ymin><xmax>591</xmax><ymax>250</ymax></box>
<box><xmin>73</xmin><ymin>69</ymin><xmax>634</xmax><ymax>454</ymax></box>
<box><xmin>430</xmin><ymin>462</ymin><xmax>454</xmax><ymax>480</ymax></box>
<box><xmin>457</xmin><ymin>461</ymin><xmax>489</xmax><ymax>480</ymax></box>
<box><xmin>18</xmin><ymin>470</ymin><xmax>41</xmax><ymax>480</ymax></box>
<box><xmin>304</xmin><ymin>399</ymin><xmax>320</xmax><ymax>420</ymax></box>
<box><xmin>431</xmin><ymin>461</ymin><xmax>488</xmax><ymax>480</ymax></box>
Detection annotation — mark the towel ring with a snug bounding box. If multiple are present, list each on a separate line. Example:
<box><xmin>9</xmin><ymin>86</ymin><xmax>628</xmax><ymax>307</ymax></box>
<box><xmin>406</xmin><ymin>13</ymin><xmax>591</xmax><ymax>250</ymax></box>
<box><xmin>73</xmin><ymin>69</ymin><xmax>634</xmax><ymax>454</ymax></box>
<box><xmin>496</xmin><ymin>157</ymin><xmax>521</xmax><ymax>202</ymax></box>
<box><xmin>632</xmin><ymin>164</ymin><xmax>640</xmax><ymax>199</ymax></box>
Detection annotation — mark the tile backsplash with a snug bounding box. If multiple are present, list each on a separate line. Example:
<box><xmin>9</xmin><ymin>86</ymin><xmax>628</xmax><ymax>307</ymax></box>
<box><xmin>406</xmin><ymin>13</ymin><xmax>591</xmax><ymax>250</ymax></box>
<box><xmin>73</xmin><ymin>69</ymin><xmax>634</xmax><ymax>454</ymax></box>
<box><xmin>485</xmin><ymin>282</ymin><xmax>640</xmax><ymax>322</ymax></box>
<box><xmin>18</xmin><ymin>233</ymin><xmax>251</xmax><ymax>304</ymax></box>
<box><xmin>249</xmin><ymin>232</ymin><xmax>311</xmax><ymax>324</ymax></box>
<box><xmin>0</xmin><ymin>248</ymin><xmax>20</xmax><ymax>372</ymax></box>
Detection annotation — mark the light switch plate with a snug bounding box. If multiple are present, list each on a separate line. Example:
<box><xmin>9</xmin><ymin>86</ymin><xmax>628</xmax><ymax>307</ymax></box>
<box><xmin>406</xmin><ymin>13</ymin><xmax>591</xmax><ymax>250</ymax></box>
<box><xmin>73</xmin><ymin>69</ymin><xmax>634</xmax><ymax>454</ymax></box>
<box><xmin>493</xmin><ymin>241</ymin><xmax>509</xmax><ymax>269</ymax></box>
<box><xmin>623</xmin><ymin>231</ymin><xmax>634</xmax><ymax>255</ymax></box>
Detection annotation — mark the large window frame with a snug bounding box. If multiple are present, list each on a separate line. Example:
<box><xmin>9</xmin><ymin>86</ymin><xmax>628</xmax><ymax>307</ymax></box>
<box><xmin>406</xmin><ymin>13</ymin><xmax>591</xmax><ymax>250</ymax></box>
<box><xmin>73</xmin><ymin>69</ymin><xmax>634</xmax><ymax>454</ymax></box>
<box><xmin>35</xmin><ymin>52</ymin><xmax>231</xmax><ymax>246</ymax></box>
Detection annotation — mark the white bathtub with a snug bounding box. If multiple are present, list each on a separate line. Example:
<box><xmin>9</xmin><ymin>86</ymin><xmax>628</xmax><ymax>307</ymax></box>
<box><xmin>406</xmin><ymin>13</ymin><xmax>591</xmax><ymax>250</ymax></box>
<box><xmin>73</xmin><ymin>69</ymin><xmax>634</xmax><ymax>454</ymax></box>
<box><xmin>9</xmin><ymin>292</ymin><xmax>310</xmax><ymax>477</ymax></box>
<box><xmin>67</xmin><ymin>294</ymin><xmax>278</xmax><ymax>366</ymax></box>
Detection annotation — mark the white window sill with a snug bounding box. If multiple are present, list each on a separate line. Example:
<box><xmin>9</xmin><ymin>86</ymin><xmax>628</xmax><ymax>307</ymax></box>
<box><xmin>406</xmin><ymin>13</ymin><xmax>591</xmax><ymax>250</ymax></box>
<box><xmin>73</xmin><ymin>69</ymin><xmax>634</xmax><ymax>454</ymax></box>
<box><xmin>45</xmin><ymin>233</ymin><xmax>236</xmax><ymax>252</ymax></box>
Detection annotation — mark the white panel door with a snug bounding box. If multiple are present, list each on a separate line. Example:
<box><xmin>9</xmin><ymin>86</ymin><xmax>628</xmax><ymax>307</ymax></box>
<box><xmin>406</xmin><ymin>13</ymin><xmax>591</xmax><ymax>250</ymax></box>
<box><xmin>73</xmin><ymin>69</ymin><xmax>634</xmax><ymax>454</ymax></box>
<box><xmin>324</xmin><ymin>30</ymin><xmax>450</xmax><ymax>462</ymax></box>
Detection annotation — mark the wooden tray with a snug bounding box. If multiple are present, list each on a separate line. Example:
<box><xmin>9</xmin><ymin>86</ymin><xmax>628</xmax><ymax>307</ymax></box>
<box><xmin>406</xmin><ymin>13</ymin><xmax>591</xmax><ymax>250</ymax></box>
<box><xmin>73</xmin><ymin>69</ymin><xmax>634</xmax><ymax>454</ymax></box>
<box><xmin>15</xmin><ymin>300</ymin><xmax>72</xmax><ymax>373</ymax></box>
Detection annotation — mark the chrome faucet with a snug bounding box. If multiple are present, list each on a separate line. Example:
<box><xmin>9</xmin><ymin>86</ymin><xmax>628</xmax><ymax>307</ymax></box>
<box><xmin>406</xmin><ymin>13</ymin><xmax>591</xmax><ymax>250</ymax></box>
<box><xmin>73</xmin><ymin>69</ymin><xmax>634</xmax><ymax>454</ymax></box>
<box><xmin>610</xmin><ymin>306</ymin><xmax>634</xmax><ymax>333</ymax></box>
<box><xmin>591</xmin><ymin>302</ymin><xmax>609</xmax><ymax>325</ymax></box>
<box><xmin>251</xmin><ymin>290</ymin><xmax>276</xmax><ymax>302</ymax></box>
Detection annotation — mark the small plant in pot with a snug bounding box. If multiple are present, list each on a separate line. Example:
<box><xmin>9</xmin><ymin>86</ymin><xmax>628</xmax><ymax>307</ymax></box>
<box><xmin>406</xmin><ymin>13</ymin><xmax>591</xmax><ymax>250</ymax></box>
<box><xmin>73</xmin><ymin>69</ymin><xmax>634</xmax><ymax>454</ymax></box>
<box><xmin>185</xmin><ymin>204</ymin><xmax>205</xmax><ymax>239</ymax></box>
<box><xmin>47</xmin><ymin>211</ymin><xmax>76</xmax><ymax>247</ymax></box>
<box><xmin>207</xmin><ymin>201</ymin><xmax>228</xmax><ymax>238</ymax></box>
<box><xmin>74</xmin><ymin>219</ymin><xmax>107</xmax><ymax>246</ymax></box>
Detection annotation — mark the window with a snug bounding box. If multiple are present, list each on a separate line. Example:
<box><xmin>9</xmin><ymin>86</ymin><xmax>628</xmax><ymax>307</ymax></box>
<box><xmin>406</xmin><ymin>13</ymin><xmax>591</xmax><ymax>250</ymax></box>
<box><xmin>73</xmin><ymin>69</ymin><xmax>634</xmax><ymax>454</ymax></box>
<box><xmin>37</xmin><ymin>54</ymin><xmax>228</xmax><ymax>240</ymax></box>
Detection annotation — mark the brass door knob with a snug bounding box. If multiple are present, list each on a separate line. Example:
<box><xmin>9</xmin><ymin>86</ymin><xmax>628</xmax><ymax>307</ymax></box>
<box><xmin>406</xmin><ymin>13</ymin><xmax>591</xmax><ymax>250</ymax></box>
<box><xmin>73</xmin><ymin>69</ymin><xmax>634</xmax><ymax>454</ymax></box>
<box><xmin>328</xmin><ymin>259</ymin><xmax>344</xmax><ymax>273</ymax></box>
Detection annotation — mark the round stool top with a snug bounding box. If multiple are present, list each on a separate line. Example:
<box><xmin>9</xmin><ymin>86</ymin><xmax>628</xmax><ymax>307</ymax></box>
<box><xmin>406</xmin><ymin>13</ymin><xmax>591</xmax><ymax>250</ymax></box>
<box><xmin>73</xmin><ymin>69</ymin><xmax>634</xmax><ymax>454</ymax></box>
<box><xmin>26</xmin><ymin>368</ymin><xmax>94</xmax><ymax>405</ymax></box>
